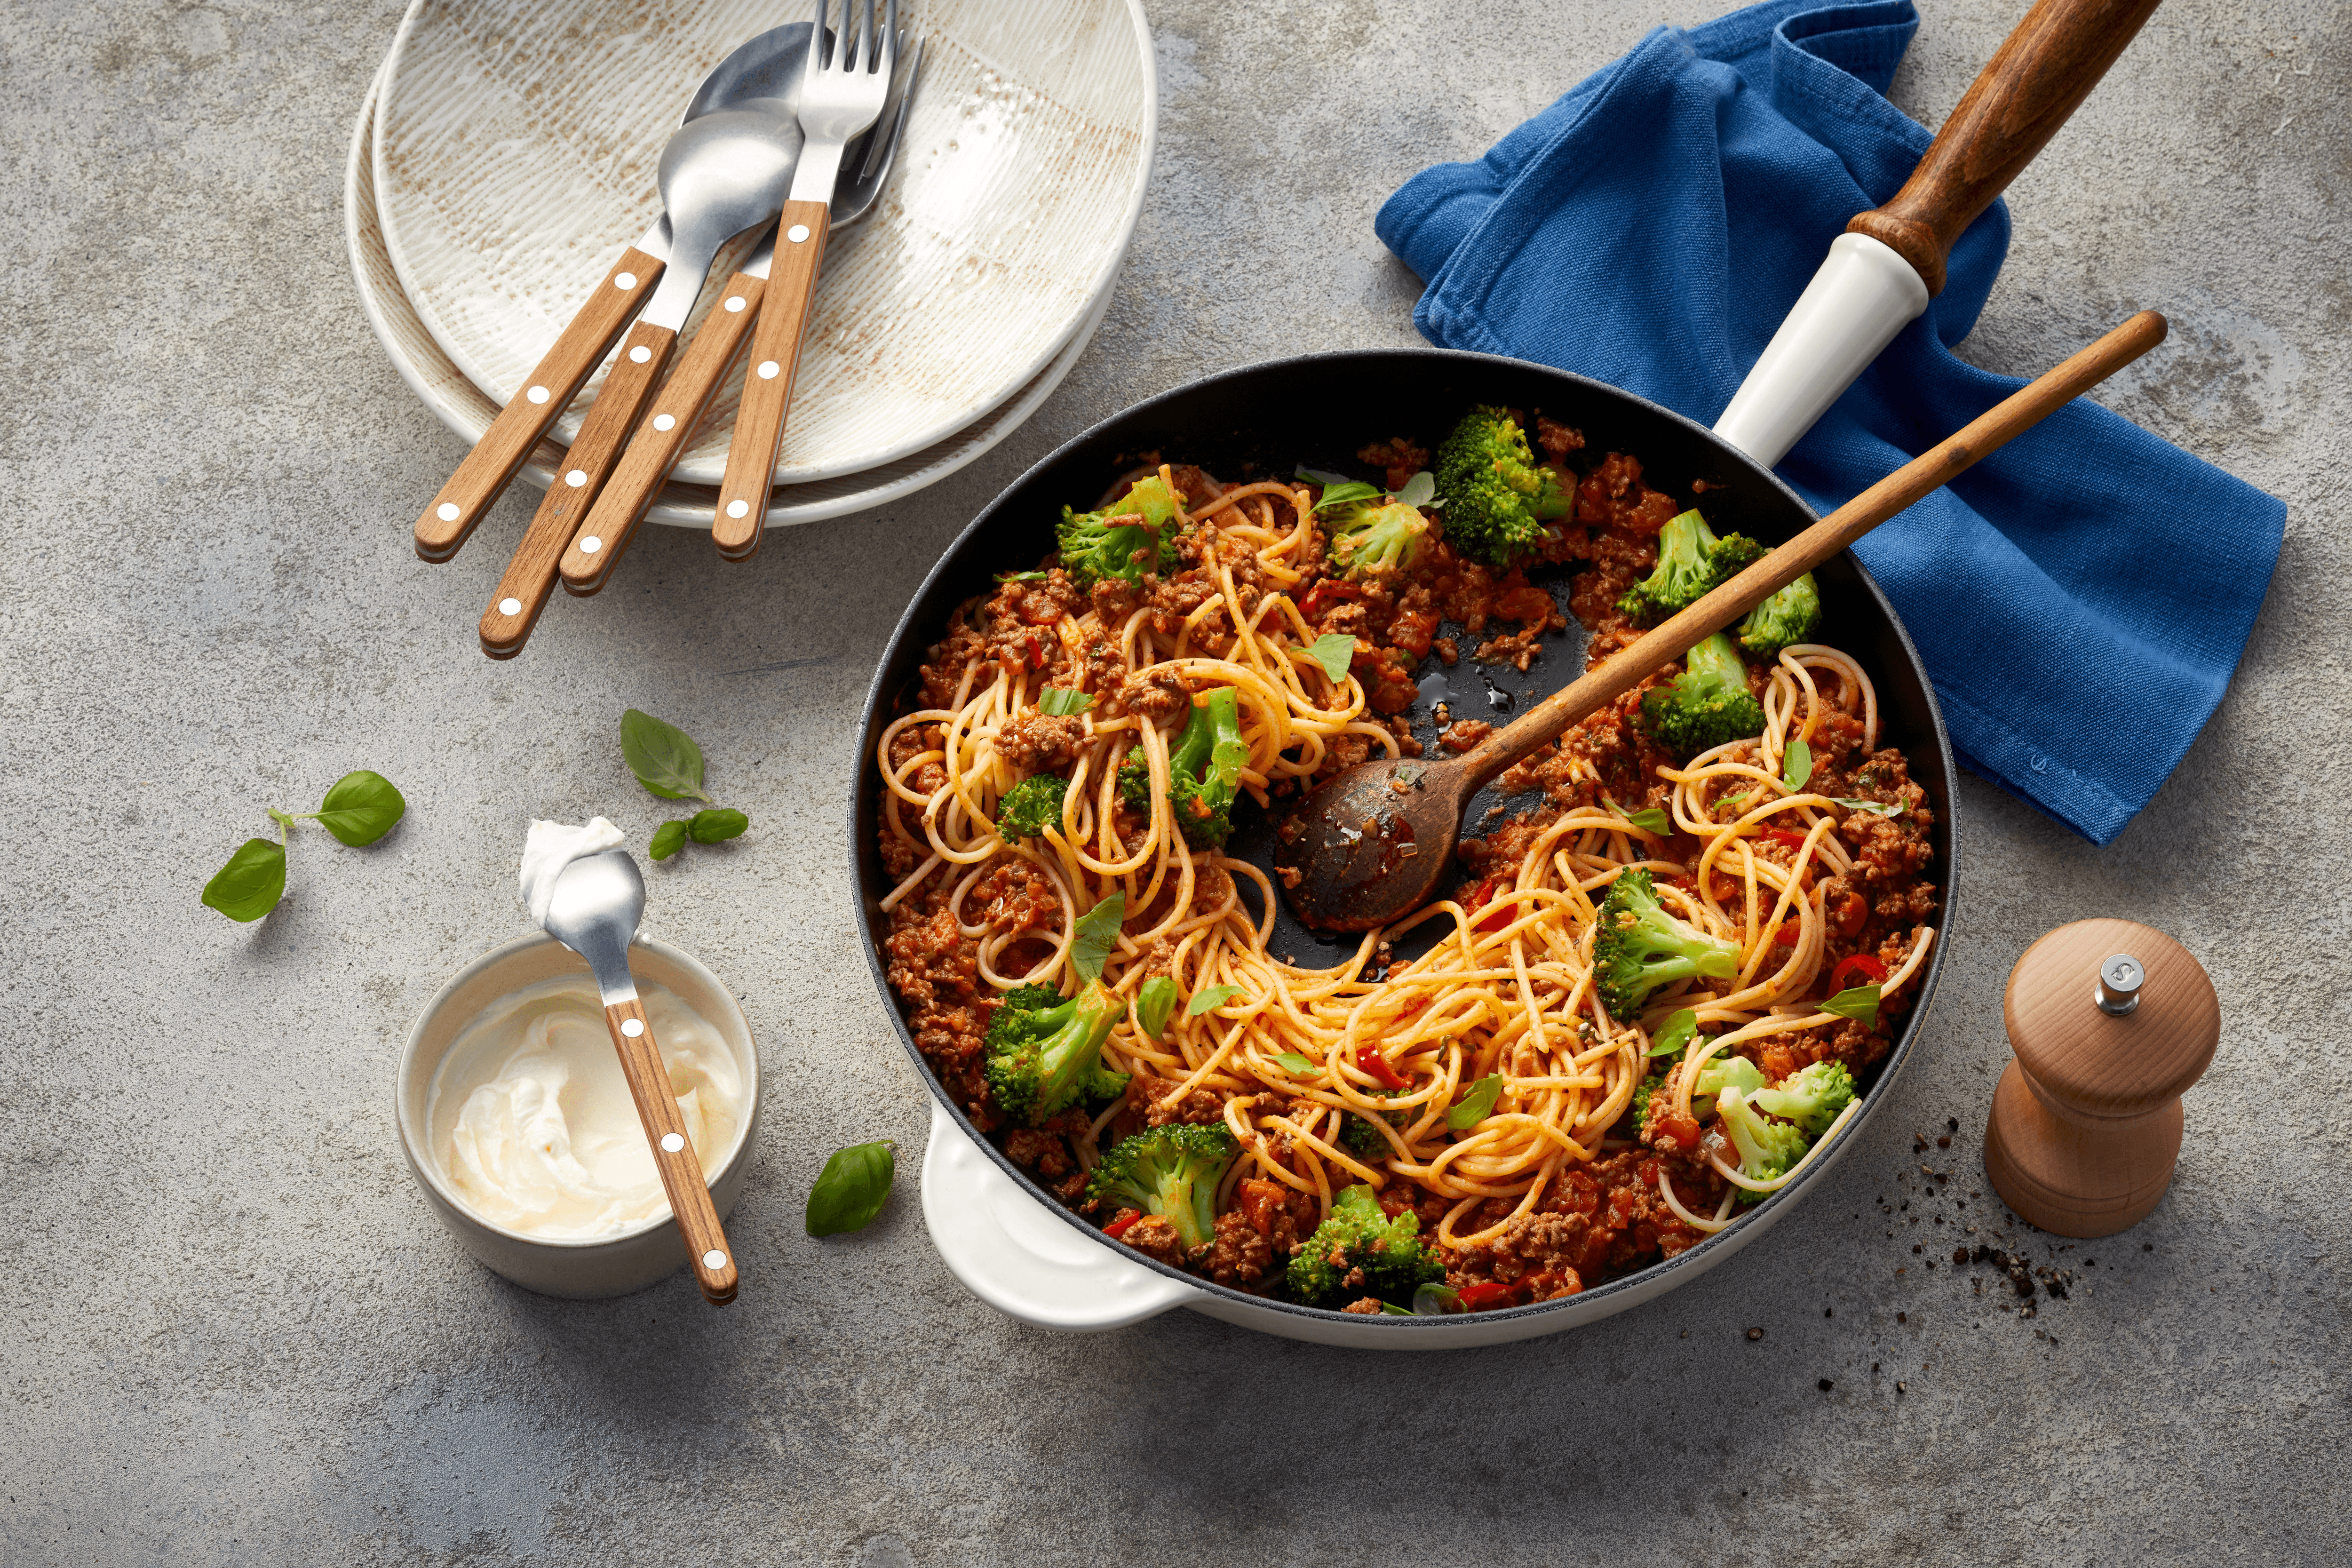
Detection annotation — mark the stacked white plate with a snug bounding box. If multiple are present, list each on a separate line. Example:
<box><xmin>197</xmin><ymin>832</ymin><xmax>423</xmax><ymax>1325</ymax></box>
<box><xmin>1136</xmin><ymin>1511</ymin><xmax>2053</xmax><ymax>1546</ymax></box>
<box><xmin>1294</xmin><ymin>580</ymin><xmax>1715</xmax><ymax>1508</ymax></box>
<box><xmin>348</xmin><ymin>0</ymin><xmax>1154</xmax><ymax>530</ymax></box>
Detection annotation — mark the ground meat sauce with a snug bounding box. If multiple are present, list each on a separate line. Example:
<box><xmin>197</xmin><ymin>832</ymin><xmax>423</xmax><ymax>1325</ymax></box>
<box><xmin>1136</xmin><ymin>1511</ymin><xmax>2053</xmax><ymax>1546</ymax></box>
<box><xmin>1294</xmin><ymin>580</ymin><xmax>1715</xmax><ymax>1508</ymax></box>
<box><xmin>882</xmin><ymin>424</ymin><xmax>1937</xmax><ymax>1314</ymax></box>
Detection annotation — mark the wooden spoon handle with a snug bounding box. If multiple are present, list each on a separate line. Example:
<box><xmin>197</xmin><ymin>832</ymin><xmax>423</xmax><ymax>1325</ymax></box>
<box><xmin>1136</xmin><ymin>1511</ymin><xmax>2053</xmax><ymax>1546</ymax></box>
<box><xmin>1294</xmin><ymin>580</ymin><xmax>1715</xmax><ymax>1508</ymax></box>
<box><xmin>1847</xmin><ymin>0</ymin><xmax>2163</xmax><ymax>295</ymax></box>
<box><xmin>559</xmin><ymin>269</ymin><xmax>770</xmax><ymax>596</ymax></box>
<box><xmin>711</xmin><ymin>199</ymin><xmax>831</xmax><ymax>561</ymax></box>
<box><xmin>1459</xmin><ymin>310</ymin><xmax>2169</xmax><ymax>787</ymax></box>
<box><xmin>601</xmin><ymin>996</ymin><xmax>739</xmax><ymax>1306</ymax></box>
<box><xmin>413</xmin><ymin>247</ymin><xmax>665</xmax><ymax>561</ymax></box>
<box><xmin>477</xmin><ymin>319</ymin><xmax>677</xmax><ymax>658</ymax></box>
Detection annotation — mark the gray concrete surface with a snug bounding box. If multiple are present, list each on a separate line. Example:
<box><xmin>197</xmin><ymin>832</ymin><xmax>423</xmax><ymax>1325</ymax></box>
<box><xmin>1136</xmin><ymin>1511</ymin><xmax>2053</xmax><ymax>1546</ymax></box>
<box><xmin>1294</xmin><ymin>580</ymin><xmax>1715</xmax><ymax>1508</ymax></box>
<box><xmin>3</xmin><ymin>0</ymin><xmax>2346</xmax><ymax>1561</ymax></box>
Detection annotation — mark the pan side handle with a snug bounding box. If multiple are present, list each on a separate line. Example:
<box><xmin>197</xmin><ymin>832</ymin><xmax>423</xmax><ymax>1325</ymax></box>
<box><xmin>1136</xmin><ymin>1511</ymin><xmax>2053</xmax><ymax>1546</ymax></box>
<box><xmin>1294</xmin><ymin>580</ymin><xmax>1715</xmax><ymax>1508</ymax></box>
<box><xmin>920</xmin><ymin>1101</ymin><xmax>1203</xmax><ymax>1331</ymax></box>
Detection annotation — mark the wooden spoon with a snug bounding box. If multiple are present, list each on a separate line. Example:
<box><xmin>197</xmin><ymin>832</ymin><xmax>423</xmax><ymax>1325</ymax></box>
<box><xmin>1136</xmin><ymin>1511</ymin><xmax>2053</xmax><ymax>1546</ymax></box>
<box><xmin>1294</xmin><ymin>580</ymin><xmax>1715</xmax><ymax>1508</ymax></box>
<box><xmin>1274</xmin><ymin>310</ymin><xmax>2168</xmax><ymax>932</ymax></box>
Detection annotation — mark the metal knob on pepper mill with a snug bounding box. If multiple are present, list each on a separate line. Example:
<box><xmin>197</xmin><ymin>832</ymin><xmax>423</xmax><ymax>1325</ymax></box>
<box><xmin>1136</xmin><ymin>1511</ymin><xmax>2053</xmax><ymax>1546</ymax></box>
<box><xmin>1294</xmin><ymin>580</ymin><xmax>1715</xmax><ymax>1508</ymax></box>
<box><xmin>1983</xmin><ymin>918</ymin><xmax>2218</xmax><ymax>1237</ymax></box>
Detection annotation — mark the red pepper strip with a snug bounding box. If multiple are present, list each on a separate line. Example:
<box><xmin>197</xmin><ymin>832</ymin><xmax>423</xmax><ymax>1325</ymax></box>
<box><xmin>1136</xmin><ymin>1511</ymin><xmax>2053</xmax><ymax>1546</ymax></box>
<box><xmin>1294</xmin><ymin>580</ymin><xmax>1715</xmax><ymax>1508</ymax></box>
<box><xmin>1828</xmin><ymin>953</ymin><xmax>1889</xmax><ymax>992</ymax></box>
<box><xmin>1760</xmin><ymin>828</ymin><xmax>1809</xmax><ymax>851</ymax></box>
<box><xmin>1464</xmin><ymin>876</ymin><xmax>1514</xmax><ymax>934</ymax></box>
<box><xmin>1772</xmin><ymin>922</ymin><xmax>1800</xmax><ymax>947</ymax></box>
<box><xmin>1296</xmin><ymin>580</ymin><xmax>1361</xmax><ymax>620</ymax></box>
<box><xmin>1455</xmin><ymin>1281</ymin><xmax>1518</xmax><ymax>1312</ymax></box>
<box><xmin>1103</xmin><ymin>1211</ymin><xmax>1142</xmax><ymax>1241</ymax></box>
<box><xmin>1357</xmin><ymin>1043</ymin><xmax>1407</xmax><ymax>1090</ymax></box>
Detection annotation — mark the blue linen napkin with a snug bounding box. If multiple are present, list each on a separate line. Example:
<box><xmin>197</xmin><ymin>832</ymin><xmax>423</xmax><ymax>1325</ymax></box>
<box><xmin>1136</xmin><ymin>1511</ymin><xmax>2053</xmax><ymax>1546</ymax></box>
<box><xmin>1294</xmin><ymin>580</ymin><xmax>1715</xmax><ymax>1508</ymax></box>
<box><xmin>1375</xmin><ymin>0</ymin><xmax>2284</xmax><ymax>845</ymax></box>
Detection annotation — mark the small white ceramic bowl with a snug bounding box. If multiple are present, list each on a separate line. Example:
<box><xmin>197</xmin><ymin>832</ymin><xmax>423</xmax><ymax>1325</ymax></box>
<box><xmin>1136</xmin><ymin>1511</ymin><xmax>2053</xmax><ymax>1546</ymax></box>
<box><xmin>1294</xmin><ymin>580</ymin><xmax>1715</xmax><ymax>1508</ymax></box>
<box><xmin>396</xmin><ymin>932</ymin><xmax>763</xmax><ymax>1299</ymax></box>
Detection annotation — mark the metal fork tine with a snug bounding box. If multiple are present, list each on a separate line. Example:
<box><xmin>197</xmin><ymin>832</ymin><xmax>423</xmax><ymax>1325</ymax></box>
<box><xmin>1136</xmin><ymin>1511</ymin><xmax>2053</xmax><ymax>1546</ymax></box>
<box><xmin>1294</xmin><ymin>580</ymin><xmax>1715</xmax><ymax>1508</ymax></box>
<box><xmin>882</xmin><ymin>0</ymin><xmax>899</xmax><ymax>75</ymax></box>
<box><xmin>859</xmin><ymin>0</ymin><xmax>878</xmax><ymax>73</ymax></box>
<box><xmin>808</xmin><ymin>0</ymin><xmax>830</xmax><ymax>71</ymax></box>
<box><xmin>856</xmin><ymin>31</ymin><xmax>918</xmax><ymax>185</ymax></box>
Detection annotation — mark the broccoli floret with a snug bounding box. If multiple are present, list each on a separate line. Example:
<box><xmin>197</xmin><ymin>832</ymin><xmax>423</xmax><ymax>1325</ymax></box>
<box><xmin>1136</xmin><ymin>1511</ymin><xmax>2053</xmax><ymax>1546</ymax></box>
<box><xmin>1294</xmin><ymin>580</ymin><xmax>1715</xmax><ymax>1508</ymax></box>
<box><xmin>1591</xmin><ymin>868</ymin><xmax>1740</xmax><ymax>1021</ymax></box>
<box><xmin>1692</xmin><ymin>1052</ymin><xmax>1766</xmax><ymax>1116</ymax></box>
<box><xmin>1753</xmin><ymin>1059</ymin><xmax>1857</xmax><ymax>1135</ymax></box>
<box><xmin>1638</xmin><ymin>632</ymin><xmax>1766</xmax><ymax>756</ymax></box>
<box><xmin>995</xmin><ymin>773</ymin><xmax>1067</xmax><ymax>841</ymax></box>
<box><xmin>1328</xmin><ymin>499</ymin><xmax>1430</xmax><ymax>580</ymax></box>
<box><xmin>1631</xmin><ymin>1072</ymin><xmax>1666</xmax><ymax>1136</ymax></box>
<box><xmin>1087</xmin><ymin>1122</ymin><xmax>1239</xmax><ymax>1252</ymax></box>
<box><xmin>984</xmin><ymin>980</ymin><xmax>1130</xmax><ymax>1125</ymax></box>
<box><xmin>1432</xmin><ymin>406</ymin><xmax>1575</xmax><ymax>567</ymax></box>
<box><xmin>1615</xmin><ymin>509</ymin><xmax>1768</xmax><ymax>626</ymax></box>
<box><xmin>1285</xmin><ymin>1184</ymin><xmax>1446</xmax><ymax>1309</ymax></box>
<box><xmin>1738</xmin><ymin>572</ymin><xmax>1822</xmax><ymax>657</ymax></box>
<box><xmin>1716</xmin><ymin>1087</ymin><xmax>1812</xmax><ymax>1202</ymax></box>
<box><xmin>1341</xmin><ymin>1089</ymin><xmax>1407</xmax><ymax>1156</ymax></box>
<box><xmin>1056</xmin><ymin>473</ymin><xmax>1186</xmax><ymax>588</ymax></box>
<box><xmin>1115</xmin><ymin>687</ymin><xmax>1248</xmax><ymax>847</ymax></box>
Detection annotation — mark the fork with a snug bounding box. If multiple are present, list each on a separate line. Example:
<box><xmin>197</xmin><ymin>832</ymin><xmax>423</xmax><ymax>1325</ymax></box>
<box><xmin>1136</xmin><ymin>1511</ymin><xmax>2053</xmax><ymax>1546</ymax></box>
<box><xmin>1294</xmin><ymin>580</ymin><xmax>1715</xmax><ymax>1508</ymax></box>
<box><xmin>709</xmin><ymin>0</ymin><xmax>898</xmax><ymax>561</ymax></box>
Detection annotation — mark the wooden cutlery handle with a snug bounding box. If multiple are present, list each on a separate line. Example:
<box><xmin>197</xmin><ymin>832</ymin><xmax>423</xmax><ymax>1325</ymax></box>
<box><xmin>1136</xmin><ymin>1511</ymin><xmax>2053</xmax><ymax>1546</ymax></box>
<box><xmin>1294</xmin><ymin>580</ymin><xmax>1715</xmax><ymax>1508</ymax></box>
<box><xmin>1848</xmin><ymin>0</ymin><xmax>2161</xmax><ymax>295</ymax></box>
<box><xmin>413</xmin><ymin>247</ymin><xmax>664</xmax><ymax>561</ymax></box>
<box><xmin>601</xmin><ymin>996</ymin><xmax>739</xmax><ymax>1306</ymax></box>
<box><xmin>561</xmin><ymin>270</ymin><xmax>770</xmax><ymax>596</ymax></box>
<box><xmin>477</xmin><ymin>320</ymin><xmax>677</xmax><ymax>658</ymax></box>
<box><xmin>712</xmin><ymin>200</ymin><xmax>831</xmax><ymax>561</ymax></box>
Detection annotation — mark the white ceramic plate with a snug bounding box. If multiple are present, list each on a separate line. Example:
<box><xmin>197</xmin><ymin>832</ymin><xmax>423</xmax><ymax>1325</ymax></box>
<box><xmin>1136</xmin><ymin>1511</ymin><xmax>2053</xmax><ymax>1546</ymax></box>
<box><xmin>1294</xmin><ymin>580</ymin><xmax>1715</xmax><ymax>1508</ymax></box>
<box><xmin>373</xmin><ymin>0</ymin><xmax>1153</xmax><ymax>487</ymax></box>
<box><xmin>347</xmin><ymin>30</ymin><xmax>1116</xmax><ymax>531</ymax></box>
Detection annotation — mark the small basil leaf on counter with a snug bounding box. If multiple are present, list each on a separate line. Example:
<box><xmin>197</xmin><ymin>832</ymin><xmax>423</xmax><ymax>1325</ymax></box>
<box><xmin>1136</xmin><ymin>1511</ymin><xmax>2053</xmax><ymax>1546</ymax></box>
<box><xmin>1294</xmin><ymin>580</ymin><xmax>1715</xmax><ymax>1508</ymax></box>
<box><xmin>805</xmin><ymin>1140</ymin><xmax>896</xmax><ymax>1236</ymax></box>
<box><xmin>648</xmin><ymin>820</ymin><xmax>690</xmax><ymax>860</ymax></box>
<box><xmin>1782</xmin><ymin>739</ymin><xmax>1813</xmax><ymax>791</ymax></box>
<box><xmin>1273</xmin><ymin>1052</ymin><xmax>1324</xmax><ymax>1077</ymax></box>
<box><xmin>1625</xmin><ymin>807</ymin><xmax>1670</xmax><ymax>836</ymax></box>
<box><xmin>1307</xmin><ymin>633</ymin><xmax>1357</xmax><ymax>684</ymax></box>
<box><xmin>1136</xmin><ymin>976</ymin><xmax>1178</xmax><ymax>1040</ymax></box>
<box><xmin>688</xmin><ymin>808</ymin><xmax>749</xmax><ymax>844</ymax></box>
<box><xmin>1832</xmin><ymin>796</ymin><xmax>1904</xmax><ymax>817</ymax></box>
<box><xmin>1187</xmin><ymin>985</ymin><xmax>1242</xmax><ymax>1017</ymax></box>
<box><xmin>1648</xmin><ymin>1008</ymin><xmax>1698</xmax><ymax>1058</ymax></box>
<box><xmin>1392</xmin><ymin>470</ymin><xmax>1436</xmax><ymax>509</ymax></box>
<box><xmin>1821</xmin><ymin>983</ymin><xmax>1882</xmax><ymax>1027</ymax></box>
<box><xmin>1037</xmin><ymin>687</ymin><xmax>1095</xmax><ymax>716</ymax></box>
<box><xmin>1070</xmin><ymin>892</ymin><xmax>1125</xmax><ymax>985</ymax></box>
<box><xmin>1446</xmin><ymin>1074</ymin><xmax>1504</xmax><ymax>1131</ymax></box>
<box><xmin>1413</xmin><ymin>1282</ymin><xmax>1463</xmax><ymax>1316</ymax></box>
<box><xmin>202</xmin><ymin>838</ymin><xmax>286</xmax><ymax>922</ymax></box>
<box><xmin>305</xmin><ymin>769</ymin><xmax>406</xmax><ymax>846</ymax></box>
<box><xmin>620</xmin><ymin>708</ymin><xmax>709</xmax><ymax>801</ymax></box>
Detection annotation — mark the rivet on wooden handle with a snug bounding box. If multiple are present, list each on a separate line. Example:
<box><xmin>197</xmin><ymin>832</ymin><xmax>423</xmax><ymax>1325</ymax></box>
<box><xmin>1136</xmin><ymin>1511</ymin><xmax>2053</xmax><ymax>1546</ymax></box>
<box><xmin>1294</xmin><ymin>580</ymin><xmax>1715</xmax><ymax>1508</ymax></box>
<box><xmin>712</xmin><ymin>199</ymin><xmax>832</xmax><ymax>562</ymax></box>
<box><xmin>478</xmin><ymin>320</ymin><xmax>678</xmax><ymax>658</ymax></box>
<box><xmin>601</xmin><ymin>995</ymin><xmax>739</xmax><ymax>1306</ymax></box>
<box><xmin>561</xmin><ymin>270</ymin><xmax>771</xmax><ymax>596</ymax></box>
<box><xmin>413</xmin><ymin>247</ymin><xmax>665</xmax><ymax>561</ymax></box>
<box><xmin>1846</xmin><ymin>0</ymin><xmax>2164</xmax><ymax>295</ymax></box>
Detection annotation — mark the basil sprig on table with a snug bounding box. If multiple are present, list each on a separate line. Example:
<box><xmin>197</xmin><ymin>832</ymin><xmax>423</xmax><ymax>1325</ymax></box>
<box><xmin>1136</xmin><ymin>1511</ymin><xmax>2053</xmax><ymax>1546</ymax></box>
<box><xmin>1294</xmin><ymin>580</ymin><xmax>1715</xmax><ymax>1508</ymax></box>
<box><xmin>201</xmin><ymin>770</ymin><xmax>407</xmax><ymax>923</ymax></box>
<box><xmin>622</xmin><ymin>709</ymin><xmax>751</xmax><ymax>860</ymax></box>
<box><xmin>805</xmin><ymin>1141</ymin><xmax>896</xmax><ymax>1236</ymax></box>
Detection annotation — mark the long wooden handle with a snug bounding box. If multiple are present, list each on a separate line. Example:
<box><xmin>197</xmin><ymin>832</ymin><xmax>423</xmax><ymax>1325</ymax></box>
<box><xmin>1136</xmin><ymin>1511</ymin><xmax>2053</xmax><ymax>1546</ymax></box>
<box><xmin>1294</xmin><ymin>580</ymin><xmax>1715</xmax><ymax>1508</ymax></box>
<box><xmin>1848</xmin><ymin>0</ymin><xmax>2163</xmax><ymax>295</ymax></box>
<box><xmin>1459</xmin><ymin>310</ymin><xmax>2169</xmax><ymax>787</ymax></box>
<box><xmin>559</xmin><ymin>269</ymin><xmax>770</xmax><ymax>596</ymax></box>
<box><xmin>711</xmin><ymin>199</ymin><xmax>831</xmax><ymax>561</ymax></box>
<box><xmin>602</xmin><ymin>996</ymin><xmax>739</xmax><ymax>1306</ymax></box>
<box><xmin>413</xmin><ymin>247</ymin><xmax>665</xmax><ymax>561</ymax></box>
<box><xmin>477</xmin><ymin>319</ymin><xmax>677</xmax><ymax>657</ymax></box>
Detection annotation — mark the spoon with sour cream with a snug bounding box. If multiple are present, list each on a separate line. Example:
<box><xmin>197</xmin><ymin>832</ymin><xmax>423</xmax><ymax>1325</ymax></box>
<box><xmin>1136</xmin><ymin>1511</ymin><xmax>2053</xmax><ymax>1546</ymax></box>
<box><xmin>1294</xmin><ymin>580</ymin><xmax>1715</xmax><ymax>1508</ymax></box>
<box><xmin>524</xmin><ymin>820</ymin><xmax>739</xmax><ymax>1305</ymax></box>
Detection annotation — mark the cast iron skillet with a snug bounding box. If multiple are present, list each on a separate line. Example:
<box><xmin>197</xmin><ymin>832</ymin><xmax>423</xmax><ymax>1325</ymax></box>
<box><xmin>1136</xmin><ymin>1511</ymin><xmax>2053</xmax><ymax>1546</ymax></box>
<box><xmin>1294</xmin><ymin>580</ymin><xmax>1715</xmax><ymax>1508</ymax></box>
<box><xmin>851</xmin><ymin>348</ymin><xmax>1956</xmax><ymax>1336</ymax></box>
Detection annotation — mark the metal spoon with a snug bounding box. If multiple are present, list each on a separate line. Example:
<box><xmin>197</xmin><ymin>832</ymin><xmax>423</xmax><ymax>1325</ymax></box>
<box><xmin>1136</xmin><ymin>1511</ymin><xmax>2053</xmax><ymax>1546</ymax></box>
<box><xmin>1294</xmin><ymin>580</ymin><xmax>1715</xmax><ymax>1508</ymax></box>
<box><xmin>1274</xmin><ymin>313</ymin><xmax>2169</xmax><ymax>932</ymax></box>
<box><xmin>540</xmin><ymin>849</ymin><xmax>739</xmax><ymax>1305</ymax></box>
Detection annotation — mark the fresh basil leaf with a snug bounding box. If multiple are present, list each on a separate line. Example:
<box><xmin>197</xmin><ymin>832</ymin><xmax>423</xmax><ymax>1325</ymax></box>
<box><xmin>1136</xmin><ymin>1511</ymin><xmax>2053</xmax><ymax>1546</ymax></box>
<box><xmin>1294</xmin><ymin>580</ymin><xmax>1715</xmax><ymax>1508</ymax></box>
<box><xmin>649</xmin><ymin>820</ymin><xmax>690</xmax><ymax>860</ymax></box>
<box><xmin>1070</xmin><ymin>893</ymin><xmax>1125</xmax><ymax>985</ymax></box>
<box><xmin>1716</xmin><ymin>790</ymin><xmax>1753</xmax><ymax>814</ymax></box>
<box><xmin>1832</xmin><ymin>796</ymin><xmax>1905</xmax><ymax>818</ymax></box>
<box><xmin>1412</xmin><ymin>1282</ymin><xmax>1462</xmax><ymax>1316</ymax></box>
<box><xmin>1309</xmin><ymin>480</ymin><xmax>1382</xmax><ymax>513</ymax></box>
<box><xmin>1307</xmin><ymin>633</ymin><xmax>1356</xmax><ymax>685</ymax></box>
<box><xmin>1037</xmin><ymin>687</ymin><xmax>1096</xmax><ymax>717</ymax></box>
<box><xmin>306</xmin><ymin>770</ymin><xmax>405</xmax><ymax>846</ymax></box>
<box><xmin>1187</xmin><ymin>985</ymin><xmax>1242</xmax><ymax>1017</ymax></box>
<box><xmin>1625</xmin><ymin>807</ymin><xmax>1670</xmax><ymax>836</ymax></box>
<box><xmin>1648</xmin><ymin>1008</ymin><xmax>1698</xmax><ymax>1059</ymax></box>
<box><xmin>688</xmin><ymin>807</ymin><xmax>748</xmax><ymax>844</ymax></box>
<box><xmin>1136</xmin><ymin>976</ymin><xmax>1178</xmax><ymax>1040</ymax></box>
<box><xmin>1273</xmin><ymin>1052</ymin><xmax>1324</xmax><ymax>1077</ymax></box>
<box><xmin>1295</xmin><ymin>465</ymin><xmax>1353</xmax><ymax>488</ymax></box>
<box><xmin>804</xmin><ymin>1140</ymin><xmax>896</xmax><ymax>1236</ymax></box>
<box><xmin>202</xmin><ymin>838</ymin><xmax>286</xmax><ymax>922</ymax></box>
<box><xmin>1379</xmin><ymin>1301</ymin><xmax>1415</xmax><ymax>1316</ymax></box>
<box><xmin>995</xmin><ymin>569</ymin><xmax>1048</xmax><ymax>582</ymax></box>
<box><xmin>620</xmin><ymin>708</ymin><xmax>709</xmax><ymax>802</ymax></box>
<box><xmin>1782</xmin><ymin>739</ymin><xmax>1813</xmax><ymax>791</ymax></box>
<box><xmin>1821</xmin><ymin>983</ymin><xmax>1882</xmax><ymax>1027</ymax></box>
<box><xmin>1392</xmin><ymin>470</ymin><xmax>1435</xmax><ymax>509</ymax></box>
<box><xmin>1446</xmin><ymin>1074</ymin><xmax>1504</xmax><ymax>1131</ymax></box>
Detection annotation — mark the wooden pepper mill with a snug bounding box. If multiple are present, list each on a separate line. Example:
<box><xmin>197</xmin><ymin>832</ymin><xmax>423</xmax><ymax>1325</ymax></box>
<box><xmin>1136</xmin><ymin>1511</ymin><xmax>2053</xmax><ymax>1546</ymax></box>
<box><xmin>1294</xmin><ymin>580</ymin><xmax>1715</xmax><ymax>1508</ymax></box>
<box><xmin>1983</xmin><ymin>918</ymin><xmax>2218</xmax><ymax>1237</ymax></box>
